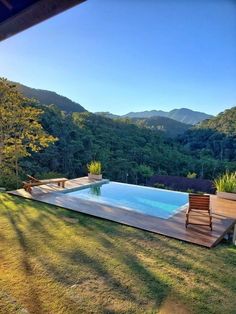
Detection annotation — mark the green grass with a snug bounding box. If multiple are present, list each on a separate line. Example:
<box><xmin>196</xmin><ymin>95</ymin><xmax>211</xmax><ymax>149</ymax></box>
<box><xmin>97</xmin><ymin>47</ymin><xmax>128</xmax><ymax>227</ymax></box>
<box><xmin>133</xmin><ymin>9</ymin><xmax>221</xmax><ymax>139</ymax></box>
<box><xmin>0</xmin><ymin>194</ymin><xmax>236</xmax><ymax>314</ymax></box>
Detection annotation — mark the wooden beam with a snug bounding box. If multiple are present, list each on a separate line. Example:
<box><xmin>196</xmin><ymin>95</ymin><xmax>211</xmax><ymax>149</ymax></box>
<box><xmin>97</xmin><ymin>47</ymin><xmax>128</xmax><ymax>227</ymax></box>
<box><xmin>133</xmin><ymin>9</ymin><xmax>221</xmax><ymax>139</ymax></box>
<box><xmin>0</xmin><ymin>0</ymin><xmax>13</xmax><ymax>11</ymax></box>
<box><xmin>0</xmin><ymin>0</ymin><xmax>86</xmax><ymax>42</ymax></box>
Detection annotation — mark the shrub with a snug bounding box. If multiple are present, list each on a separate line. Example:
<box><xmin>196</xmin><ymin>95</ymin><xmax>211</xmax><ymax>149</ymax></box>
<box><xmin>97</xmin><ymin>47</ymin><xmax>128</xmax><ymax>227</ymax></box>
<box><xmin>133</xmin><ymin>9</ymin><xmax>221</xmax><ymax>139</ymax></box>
<box><xmin>187</xmin><ymin>172</ymin><xmax>197</xmax><ymax>179</ymax></box>
<box><xmin>87</xmin><ymin>161</ymin><xmax>102</xmax><ymax>175</ymax></box>
<box><xmin>154</xmin><ymin>183</ymin><xmax>166</xmax><ymax>189</ymax></box>
<box><xmin>0</xmin><ymin>168</ymin><xmax>19</xmax><ymax>190</ymax></box>
<box><xmin>214</xmin><ymin>172</ymin><xmax>236</xmax><ymax>193</ymax></box>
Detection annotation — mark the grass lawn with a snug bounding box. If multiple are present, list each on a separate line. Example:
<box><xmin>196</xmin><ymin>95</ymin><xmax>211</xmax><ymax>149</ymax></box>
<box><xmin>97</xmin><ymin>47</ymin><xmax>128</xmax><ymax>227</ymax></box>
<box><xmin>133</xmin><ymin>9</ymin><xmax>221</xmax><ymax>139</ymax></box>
<box><xmin>0</xmin><ymin>193</ymin><xmax>236</xmax><ymax>314</ymax></box>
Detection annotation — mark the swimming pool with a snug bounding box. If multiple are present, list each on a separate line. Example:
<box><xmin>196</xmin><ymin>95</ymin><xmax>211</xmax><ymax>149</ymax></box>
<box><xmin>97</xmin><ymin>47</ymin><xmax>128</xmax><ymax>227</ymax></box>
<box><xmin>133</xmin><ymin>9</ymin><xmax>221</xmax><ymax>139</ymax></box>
<box><xmin>64</xmin><ymin>181</ymin><xmax>188</xmax><ymax>219</ymax></box>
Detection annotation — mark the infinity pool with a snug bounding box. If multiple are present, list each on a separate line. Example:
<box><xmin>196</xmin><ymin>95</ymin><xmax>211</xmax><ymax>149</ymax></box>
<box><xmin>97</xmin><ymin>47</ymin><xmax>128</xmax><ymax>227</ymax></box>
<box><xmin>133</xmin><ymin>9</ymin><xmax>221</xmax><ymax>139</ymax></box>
<box><xmin>64</xmin><ymin>181</ymin><xmax>188</xmax><ymax>219</ymax></box>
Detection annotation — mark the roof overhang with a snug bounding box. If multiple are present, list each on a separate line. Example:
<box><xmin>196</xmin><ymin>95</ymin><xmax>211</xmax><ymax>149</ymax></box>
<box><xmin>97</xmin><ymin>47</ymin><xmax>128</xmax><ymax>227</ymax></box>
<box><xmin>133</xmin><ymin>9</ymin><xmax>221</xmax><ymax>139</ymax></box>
<box><xmin>0</xmin><ymin>0</ymin><xmax>86</xmax><ymax>42</ymax></box>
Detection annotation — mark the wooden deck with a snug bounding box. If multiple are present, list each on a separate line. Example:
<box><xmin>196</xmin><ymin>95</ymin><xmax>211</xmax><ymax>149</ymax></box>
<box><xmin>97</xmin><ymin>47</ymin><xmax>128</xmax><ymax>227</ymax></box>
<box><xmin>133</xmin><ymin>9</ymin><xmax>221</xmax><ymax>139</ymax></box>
<box><xmin>9</xmin><ymin>177</ymin><xmax>236</xmax><ymax>248</ymax></box>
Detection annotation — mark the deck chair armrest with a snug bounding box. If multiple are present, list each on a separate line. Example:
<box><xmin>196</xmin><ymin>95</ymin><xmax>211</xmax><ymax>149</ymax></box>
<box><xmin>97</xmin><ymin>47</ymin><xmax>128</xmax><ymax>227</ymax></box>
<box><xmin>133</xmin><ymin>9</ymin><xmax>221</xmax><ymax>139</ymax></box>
<box><xmin>186</xmin><ymin>207</ymin><xmax>191</xmax><ymax>214</ymax></box>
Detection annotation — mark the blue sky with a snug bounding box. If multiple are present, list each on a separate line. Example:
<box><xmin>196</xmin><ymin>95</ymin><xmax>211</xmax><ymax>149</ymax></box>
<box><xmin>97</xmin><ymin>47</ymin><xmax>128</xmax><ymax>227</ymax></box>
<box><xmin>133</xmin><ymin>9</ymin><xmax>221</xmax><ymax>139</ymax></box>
<box><xmin>0</xmin><ymin>0</ymin><xmax>236</xmax><ymax>115</ymax></box>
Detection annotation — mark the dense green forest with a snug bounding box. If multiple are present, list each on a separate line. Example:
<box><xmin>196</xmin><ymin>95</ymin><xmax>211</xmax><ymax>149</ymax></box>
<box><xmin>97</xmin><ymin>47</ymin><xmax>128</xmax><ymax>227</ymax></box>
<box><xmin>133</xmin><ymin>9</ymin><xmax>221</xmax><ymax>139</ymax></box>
<box><xmin>179</xmin><ymin>107</ymin><xmax>236</xmax><ymax>163</ymax></box>
<box><xmin>125</xmin><ymin>116</ymin><xmax>191</xmax><ymax>137</ymax></box>
<box><xmin>21</xmin><ymin>106</ymin><xmax>235</xmax><ymax>185</ymax></box>
<box><xmin>96</xmin><ymin>114</ymin><xmax>191</xmax><ymax>137</ymax></box>
<box><xmin>0</xmin><ymin>80</ymin><xmax>235</xmax><ymax>189</ymax></box>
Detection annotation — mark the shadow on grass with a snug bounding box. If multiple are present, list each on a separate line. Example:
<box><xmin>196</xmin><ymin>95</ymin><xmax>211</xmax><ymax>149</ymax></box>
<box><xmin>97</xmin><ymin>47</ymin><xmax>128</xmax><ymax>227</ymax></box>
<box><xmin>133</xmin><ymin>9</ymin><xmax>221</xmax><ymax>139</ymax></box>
<box><xmin>5</xmin><ymin>209</ymin><xmax>43</xmax><ymax>314</ymax></box>
<box><xmin>2</xmin><ymin>194</ymin><xmax>236</xmax><ymax>313</ymax></box>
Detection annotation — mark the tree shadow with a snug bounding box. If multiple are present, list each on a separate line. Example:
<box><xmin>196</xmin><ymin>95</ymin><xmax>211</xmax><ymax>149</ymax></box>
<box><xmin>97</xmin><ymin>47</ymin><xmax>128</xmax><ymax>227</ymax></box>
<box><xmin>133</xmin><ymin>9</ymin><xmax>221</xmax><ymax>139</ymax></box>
<box><xmin>5</xmin><ymin>209</ymin><xmax>44</xmax><ymax>314</ymax></box>
<box><xmin>3</xmin><ymin>194</ymin><xmax>236</xmax><ymax>313</ymax></box>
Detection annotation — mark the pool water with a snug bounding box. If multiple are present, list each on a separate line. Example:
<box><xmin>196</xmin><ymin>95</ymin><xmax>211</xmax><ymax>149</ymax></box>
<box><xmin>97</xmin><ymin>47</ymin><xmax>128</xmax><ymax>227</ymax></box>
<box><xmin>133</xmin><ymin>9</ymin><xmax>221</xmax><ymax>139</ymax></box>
<box><xmin>64</xmin><ymin>181</ymin><xmax>188</xmax><ymax>219</ymax></box>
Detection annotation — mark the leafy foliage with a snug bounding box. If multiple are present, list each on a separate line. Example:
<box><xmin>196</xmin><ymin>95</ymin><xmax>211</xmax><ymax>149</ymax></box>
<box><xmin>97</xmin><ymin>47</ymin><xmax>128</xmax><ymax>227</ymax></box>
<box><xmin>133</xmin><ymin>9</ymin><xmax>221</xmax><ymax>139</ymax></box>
<box><xmin>198</xmin><ymin>107</ymin><xmax>236</xmax><ymax>135</ymax></box>
<box><xmin>87</xmin><ymin>161</ymin><xmax>102</xmax><ymax>175</ymax></box>
<box><xmin>179</xmin><ymin>107</ymin><xmax>236</xmax><ymax>162</ymax></box>
<box><xmin>214</xmin><ymin>171</ymin><xmax>236</xmax><ymax>193</ymax></box>
<box><xmin>187</xmin><ymin>172</ymin><xmax>197</xmax><ymax>179</ymax></box>
<box><xmin>0</xmin><ymin>78</ymin><xmax>56</xmax><ymax>187</ymax></box>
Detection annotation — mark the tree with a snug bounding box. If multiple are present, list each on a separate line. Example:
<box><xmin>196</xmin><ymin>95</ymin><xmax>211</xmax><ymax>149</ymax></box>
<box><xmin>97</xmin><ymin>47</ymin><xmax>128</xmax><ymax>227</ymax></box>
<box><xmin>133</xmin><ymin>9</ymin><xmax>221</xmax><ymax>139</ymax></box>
<box><xmin>0</xmin><ymin>78</ymin><xmax>56</xmax><ymax>187</ymax></box>
<box><xmin>137</xmin><ymin>164</ymin><xmax>154</xmax><ymax>184</ymax></box>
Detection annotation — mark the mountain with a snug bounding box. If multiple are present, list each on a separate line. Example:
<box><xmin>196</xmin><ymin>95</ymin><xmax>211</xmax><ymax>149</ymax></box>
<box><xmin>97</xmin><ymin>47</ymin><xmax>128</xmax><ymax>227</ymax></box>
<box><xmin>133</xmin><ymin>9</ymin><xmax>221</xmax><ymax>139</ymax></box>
<box><xmin>124</xmin><ymin>108</ymin><xmax>213</xmax><ymax>125</ymax></box>
<box><xmin>95</xmin><ymin>112</ymin><xmax>119</xmax><ymax>119</ymax></box>
<box><xmin>130</xmin><ymin>116</ymin><xmax>191</xmax><ymax>137</ymax></box>
<box><xmin>124</xmin><ymin>110</ymin><xmax>167</xmax><ymax>119</ymax></box>
<box><xmin>167</xmin><ymin>108</ymin><xmax>213</xmax><ymax>125</ymax></box>
<box><xmin>12</xmin><ymin>81</ymin><xmax>86</xmax><ymax>113</ymax></box>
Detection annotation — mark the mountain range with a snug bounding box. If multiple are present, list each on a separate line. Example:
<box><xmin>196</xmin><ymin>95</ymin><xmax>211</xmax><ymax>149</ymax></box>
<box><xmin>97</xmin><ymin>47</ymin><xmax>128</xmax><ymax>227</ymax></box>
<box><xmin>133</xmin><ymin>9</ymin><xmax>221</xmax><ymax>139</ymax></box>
<box><xmin>97</xmin><ymin>108</ymin><xmax>213</xmax><ymax>125</ymax></box>
<box><xmin>12</xmin><ymin>81</ymin><xmax>212</xmax><ymax>126</ymax></box>
<box><xmin>11</xmin><ymin>81</ymin><xmax>213</xmax><ymax>137</ymax></box>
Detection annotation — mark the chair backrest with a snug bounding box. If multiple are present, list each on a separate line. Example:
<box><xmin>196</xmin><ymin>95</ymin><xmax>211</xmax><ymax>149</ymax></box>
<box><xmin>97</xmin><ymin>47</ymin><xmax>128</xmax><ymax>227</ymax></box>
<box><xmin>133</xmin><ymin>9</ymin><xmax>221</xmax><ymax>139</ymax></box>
<box><xmin>27</xmin><ymin>175</ymin><xmax>40</xmax><ymax>182</ymax></box>
<box><xmin>189</xmin><ymin>194</ymin><xmax>210</xmax><ymax>211</ymax></box>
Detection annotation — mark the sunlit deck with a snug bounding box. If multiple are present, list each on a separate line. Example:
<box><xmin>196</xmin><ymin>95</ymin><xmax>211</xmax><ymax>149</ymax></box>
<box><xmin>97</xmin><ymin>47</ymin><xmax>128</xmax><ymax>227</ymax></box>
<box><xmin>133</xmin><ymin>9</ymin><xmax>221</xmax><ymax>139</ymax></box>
<box><xmin>9</xmin><ymin>177</ymin><xmax>236</xmax><ymax>248</ymax></box>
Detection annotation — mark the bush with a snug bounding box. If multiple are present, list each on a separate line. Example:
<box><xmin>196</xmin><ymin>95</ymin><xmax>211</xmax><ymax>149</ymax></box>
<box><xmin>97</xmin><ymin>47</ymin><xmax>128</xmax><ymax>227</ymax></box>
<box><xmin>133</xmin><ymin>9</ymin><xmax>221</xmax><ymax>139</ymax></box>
<box><xmin>187</xmin><ymin>172</ymin><xmax>197</xmax><ymax>179</ymax></box>
<box><xmin>0</xmin><ymin>168</ymin><xmax>18</xmax><ymax>190</ymax></box>
<box><xmin>154</xmin><ymin>183</ymin><xmax>166</xmax><ymax>189</ymax></box>
<box><xmin>87</xmin><ymin>161</ymin><xmax>102</xmax><ymax>175</ymax></box>
<box><xmin>214</xmin><ymin>172</ymin><xmax>236</xmax><ymax>193</ymax></box>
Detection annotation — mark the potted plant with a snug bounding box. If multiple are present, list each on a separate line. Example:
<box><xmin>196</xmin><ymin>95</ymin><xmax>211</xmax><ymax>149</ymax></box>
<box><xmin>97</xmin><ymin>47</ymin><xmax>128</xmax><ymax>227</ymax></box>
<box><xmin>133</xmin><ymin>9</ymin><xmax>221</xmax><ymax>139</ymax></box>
<box><xmin>214</xmin><ymin>172</ymin><xmax>236</xmax><ymax>201</ymax></box>
<box><xmin>87</xmin><ymin>161</ymin><xmax>102</xmax><ymax>180</ymax></box>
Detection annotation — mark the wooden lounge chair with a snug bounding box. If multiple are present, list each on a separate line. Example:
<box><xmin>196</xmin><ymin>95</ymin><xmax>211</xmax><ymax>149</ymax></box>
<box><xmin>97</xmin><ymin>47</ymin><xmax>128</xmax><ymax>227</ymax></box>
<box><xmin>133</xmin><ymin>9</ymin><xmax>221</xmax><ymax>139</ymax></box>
<box><xmin>185</xmin><ymin>194</ymin><xmax>213</xmax><ymax>230</ymax></box>
<box><xmin>23</xmin><ymin>175</ymin><xmax>67</xmax><ymax>193</ymax></box>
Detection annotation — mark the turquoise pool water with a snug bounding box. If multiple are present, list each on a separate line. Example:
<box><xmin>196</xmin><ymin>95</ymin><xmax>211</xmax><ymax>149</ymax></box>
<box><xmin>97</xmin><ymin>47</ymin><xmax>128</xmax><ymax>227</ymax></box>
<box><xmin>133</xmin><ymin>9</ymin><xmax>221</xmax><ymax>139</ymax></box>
<box><xmin>64</xmin><ymin>182</ymin><xmax>188</xmax><ymax>219</ymax></box>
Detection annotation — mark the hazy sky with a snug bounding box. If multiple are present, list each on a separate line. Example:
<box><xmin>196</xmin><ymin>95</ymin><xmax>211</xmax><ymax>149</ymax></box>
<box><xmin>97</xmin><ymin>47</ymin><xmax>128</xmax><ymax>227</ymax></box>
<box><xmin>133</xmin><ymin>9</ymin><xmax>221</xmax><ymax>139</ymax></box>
<box><xmin>0</xmin><ymin>0</ymin><xmax>236</xmax><ymax>115</ymax></box>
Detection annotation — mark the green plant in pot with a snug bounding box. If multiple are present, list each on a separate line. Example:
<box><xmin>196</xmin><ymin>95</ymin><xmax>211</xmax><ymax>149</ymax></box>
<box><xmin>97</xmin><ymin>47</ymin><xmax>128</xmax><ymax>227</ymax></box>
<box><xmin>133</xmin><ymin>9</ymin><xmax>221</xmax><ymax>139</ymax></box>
<box><xmin>214</xmin><ymin>172</ymin><xmax>236</xmax><ymax>201</ymax></box>
<box><xmin>87</xmin><ymin>161</ymin><xmax>102</xmax><ymax>180</ymax></box>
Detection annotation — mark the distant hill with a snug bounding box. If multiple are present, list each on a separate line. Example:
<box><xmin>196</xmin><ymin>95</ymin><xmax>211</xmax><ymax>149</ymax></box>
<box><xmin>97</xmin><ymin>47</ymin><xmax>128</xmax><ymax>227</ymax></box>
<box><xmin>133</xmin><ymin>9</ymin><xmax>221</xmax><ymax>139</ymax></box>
<box><xmin>128</xmin><ymin>116</ymin><xmax>191</xmax><ymax>137</ymax></box>
<box><xmin>179</xmin><ymin>107</ymin><xmax>236</xmax><ymax>162</ymax></box>
<box><xmin>95</xmin><ymin>112</ymin><xmax>119</xmax><ymax>119</ymax></box>
<box><xmin>196</xmin><ymin>106</ymin><xmax>236</xmax><ymax>135</ymax></box>
<box><xmin>12</xmin><ymin>81</ymin><xmax>86</xmax><ymax>113</ymax></box>
<box><xmin>124</xmin><ymin>108</ymin><xmax>213</xmax><ymax>125</ymax></box>
<box><xmin>94</xmin><ymin>112</ymin><xmax>191</xmax><ymax>137</ymax></box>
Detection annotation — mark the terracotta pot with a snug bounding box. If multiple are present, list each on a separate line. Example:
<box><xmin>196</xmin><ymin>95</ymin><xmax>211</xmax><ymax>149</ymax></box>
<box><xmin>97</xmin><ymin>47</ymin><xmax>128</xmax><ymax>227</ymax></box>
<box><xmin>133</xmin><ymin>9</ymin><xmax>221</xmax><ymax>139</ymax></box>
<box><xmin>88</xmin><ymin>173</ymin><xmax>102</xmax><ymax>181</ymax></box>
<box><xmin>217</xmin><ymin>191</ymin><xmax>236</xmax><ymax>201</ymax></box>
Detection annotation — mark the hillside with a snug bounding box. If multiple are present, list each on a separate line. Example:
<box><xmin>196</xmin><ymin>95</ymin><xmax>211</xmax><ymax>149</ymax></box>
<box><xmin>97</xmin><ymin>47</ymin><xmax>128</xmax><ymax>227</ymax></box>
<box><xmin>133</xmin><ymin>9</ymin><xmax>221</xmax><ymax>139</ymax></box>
<box><xmin>12</xmin><ymin>81</ymin><xmax>86</xmax><ymax>113</ymax></box>
<box><xmin>16</xmin><ymin>106</ymin><xmax>232</xmax><ymax>185</ymax></box>
<box><xmin>196</xmin><ymin>106</ymin><xmax>236</xmax><ymax>135</ymax></box>
<box><xmin>124</xmin><ymin>108</ymin><xmax>212</xmax><ymax>125</ymax></box>
<box><xmin>128</xmin><ymin>116</ymin><xmax>191</xmax><ymax>137</ymax></box>
<box><xmin>96</xmin><ymin>111</ymin><xmax>119</xmax><ymax>119</ymax></box>
<box><xmin>179</xmin><ymin>107</ymin><xmax>236</xmax><ymax>162</ymax></box>
<box><xmin>1</xmin><ymin>79</ymin><xmax>235</xmax><ymax>189</ymax></box>
<box><xmin>28</xmin><ymin>109</ymin><xmax>195</xmax><ymax>182</ymax></box>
